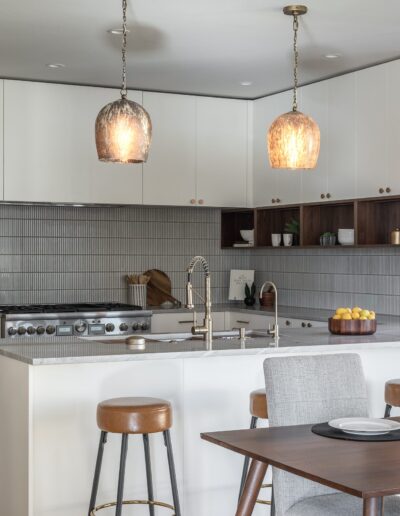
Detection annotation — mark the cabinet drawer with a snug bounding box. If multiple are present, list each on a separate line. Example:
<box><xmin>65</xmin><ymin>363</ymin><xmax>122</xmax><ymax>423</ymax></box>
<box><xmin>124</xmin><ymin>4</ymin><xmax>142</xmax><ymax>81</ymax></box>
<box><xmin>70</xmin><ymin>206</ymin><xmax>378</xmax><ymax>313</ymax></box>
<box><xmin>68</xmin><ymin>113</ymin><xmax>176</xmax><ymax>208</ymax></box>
<box><xmin>227</xmin><ymin>312</ymin><xmax>272</xmax><ymax>330</ymax></box>
<box><xmin>279</xmin><ymin>317</ymin><xmax>326</xmax><ymax>329</ymax></box>
<box><xmin>151</xmin><ymin>312</ymin><xmax>225</xmax><ymax>334</ymax></box>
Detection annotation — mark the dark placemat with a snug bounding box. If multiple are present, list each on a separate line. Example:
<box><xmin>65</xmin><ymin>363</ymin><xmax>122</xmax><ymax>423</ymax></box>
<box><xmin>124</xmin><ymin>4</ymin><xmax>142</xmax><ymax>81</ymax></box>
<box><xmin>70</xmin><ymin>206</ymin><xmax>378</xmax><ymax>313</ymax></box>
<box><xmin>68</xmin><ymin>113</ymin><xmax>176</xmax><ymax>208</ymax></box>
<box><xmin>312</xmin><ymin>422</ymin><xmax>400</xmax><ymax>442</ymax></box>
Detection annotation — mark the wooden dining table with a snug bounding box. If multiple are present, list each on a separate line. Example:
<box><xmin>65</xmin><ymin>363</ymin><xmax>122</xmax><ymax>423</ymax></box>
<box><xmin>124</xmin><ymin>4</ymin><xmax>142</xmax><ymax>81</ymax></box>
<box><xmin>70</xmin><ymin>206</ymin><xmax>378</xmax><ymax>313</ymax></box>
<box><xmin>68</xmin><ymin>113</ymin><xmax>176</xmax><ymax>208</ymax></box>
<box><xmin>201</xmin><ymin>417</ymin><xmax>400</xmax><ymax>516</ymax></box>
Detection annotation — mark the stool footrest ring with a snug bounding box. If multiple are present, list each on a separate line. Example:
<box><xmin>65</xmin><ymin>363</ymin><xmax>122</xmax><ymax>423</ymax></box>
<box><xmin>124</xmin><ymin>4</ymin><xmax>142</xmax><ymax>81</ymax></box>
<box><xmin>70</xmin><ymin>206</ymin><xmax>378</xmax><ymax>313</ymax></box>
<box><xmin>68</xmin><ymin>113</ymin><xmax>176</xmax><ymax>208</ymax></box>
<box><xmin>90</xmin><ymin>499</ymin><xmax>175</xmax><ymax>515</ymax></box>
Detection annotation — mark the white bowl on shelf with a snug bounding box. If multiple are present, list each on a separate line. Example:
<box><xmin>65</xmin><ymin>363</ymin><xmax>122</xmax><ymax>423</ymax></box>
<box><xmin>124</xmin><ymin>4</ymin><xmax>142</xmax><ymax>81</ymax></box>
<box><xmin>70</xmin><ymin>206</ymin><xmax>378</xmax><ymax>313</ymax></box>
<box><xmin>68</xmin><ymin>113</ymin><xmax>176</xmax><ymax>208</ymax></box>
<box><xmin>338</xmin><ymin>228</ymin><xmax>355</xmax><ymax>246</ymax></box>
<box><xmin>240</xmin><ymin>229</ymin><xmax>254</xmax><ymax>244</ymax></box>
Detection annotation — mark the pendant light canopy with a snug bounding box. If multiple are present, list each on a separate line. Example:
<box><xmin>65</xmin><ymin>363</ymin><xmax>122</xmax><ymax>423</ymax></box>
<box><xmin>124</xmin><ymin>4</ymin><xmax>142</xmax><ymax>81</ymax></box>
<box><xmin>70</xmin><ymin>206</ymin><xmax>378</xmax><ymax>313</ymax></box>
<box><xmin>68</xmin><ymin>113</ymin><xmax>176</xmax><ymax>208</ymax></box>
<box><xmin>95</xmin><ymin>0</ymin><xmax>152</xmax><ymax>164</ymax></box>
<box><xmin>268</xmin><ymin>5</ymin><xmax>320</xmax><ymax>170</ymax></box>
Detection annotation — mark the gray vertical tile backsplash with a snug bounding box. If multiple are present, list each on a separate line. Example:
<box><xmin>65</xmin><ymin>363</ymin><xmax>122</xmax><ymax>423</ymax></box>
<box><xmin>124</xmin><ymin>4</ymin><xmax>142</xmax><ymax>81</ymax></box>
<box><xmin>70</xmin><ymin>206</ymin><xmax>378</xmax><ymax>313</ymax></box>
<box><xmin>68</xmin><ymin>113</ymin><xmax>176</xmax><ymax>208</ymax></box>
<box><xmin>251</xmin><ymin>247</ymin><xmax>400</xmax><ymax>315</ymax></box>
<box><xmin>0</xmin><ymin>204</ymin><xmax>251</xmax><ymax>305</ymax></box>
<box><xmin>0</xmin><ymin>204</ymin><xmax>399</xmax><ymax>315</ymax></box>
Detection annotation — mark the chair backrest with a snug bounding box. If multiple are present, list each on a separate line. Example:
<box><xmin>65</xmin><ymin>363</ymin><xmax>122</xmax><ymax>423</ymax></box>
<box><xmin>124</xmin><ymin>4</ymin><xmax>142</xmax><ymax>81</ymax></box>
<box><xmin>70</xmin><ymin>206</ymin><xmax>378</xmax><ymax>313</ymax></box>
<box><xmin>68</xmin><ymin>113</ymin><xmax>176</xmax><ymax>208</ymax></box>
<box><xmin>263</xmin><ymin>353</ymin><xmax>368</xmax><ymax>515</ymax></box>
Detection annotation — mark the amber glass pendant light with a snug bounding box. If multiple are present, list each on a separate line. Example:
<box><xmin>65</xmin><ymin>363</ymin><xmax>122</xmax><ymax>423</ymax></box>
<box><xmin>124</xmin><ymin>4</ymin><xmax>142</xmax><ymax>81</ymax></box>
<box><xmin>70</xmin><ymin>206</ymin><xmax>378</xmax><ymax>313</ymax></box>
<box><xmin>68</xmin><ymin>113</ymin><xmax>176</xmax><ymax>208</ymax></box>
<box><xmin>95</xmin><ymin>0</ymin><xmax>152</xmax><ymax>163</ymax></box>
<box><xmin>268</xmin><ymin>5</ymin><xmax>320</xmax><ymax>170</ymax></box>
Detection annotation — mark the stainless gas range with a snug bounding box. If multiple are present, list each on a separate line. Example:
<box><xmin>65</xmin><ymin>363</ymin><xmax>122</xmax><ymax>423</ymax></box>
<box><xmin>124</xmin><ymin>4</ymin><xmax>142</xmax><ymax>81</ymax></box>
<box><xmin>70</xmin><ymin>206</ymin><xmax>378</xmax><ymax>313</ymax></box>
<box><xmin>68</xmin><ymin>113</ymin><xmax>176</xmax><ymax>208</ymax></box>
<box><xmin>0</xmin><ymin>303</ymin><xmax>152</xmax><ymax>338</ymax></box>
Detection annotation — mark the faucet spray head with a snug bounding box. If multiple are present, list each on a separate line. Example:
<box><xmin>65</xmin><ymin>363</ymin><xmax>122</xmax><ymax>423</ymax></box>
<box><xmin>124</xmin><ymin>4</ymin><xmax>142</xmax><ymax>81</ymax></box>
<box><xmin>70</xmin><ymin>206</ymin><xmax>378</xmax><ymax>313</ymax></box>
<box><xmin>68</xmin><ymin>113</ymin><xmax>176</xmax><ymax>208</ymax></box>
<box><xmin>186</xmin><ymin>276</ymin><xmax>194</xmax><ymax>309</ymax></box>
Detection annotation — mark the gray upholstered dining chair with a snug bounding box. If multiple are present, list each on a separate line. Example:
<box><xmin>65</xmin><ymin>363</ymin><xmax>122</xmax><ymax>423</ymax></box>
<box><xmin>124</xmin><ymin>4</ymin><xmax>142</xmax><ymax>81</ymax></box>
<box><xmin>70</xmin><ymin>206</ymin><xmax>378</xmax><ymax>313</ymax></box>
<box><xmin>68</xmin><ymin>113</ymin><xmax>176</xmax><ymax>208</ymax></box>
<box><xmin>263</xmin><ymin>353</ymin><xmax>400</xmax><ymax>516</ymax></box>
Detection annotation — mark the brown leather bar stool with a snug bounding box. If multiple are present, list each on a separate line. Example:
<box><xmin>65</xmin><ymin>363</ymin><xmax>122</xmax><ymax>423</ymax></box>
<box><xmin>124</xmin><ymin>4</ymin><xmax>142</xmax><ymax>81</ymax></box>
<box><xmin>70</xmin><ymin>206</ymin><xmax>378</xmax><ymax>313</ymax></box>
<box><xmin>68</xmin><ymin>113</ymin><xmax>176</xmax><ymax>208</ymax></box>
<box><xmin>238</xmin><ymin>389</ymin><xmax>272</xmax><ymax>508</ymax></box>
<box><xmin>88</xmin><ymin>397</ymin><xmax>181</xmax><ymax>516</ymax></box>
<box><xmin>384</xmin><ymin>379</ymin><xmax>400</xmax><ymax>417</ymax></box>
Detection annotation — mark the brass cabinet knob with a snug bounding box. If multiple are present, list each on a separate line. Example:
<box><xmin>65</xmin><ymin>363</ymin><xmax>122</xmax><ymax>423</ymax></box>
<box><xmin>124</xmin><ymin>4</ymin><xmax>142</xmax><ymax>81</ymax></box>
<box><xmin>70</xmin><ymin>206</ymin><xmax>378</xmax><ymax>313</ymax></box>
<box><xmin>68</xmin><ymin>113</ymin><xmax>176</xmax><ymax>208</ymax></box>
<box><xmin>190</xmin><ymin>199</ymin><xmax>196</xmax><ymax>205</ymax></box>
<box><xmin>272</xmin><ymin>199</ymin><xmax>276</xmax><ymax>203</ymax></box>
<box><xmin>198</xmin><ymin>199</ymin><xmax>204</xmax><ymax>205</ymax></box>
<box><xmin>379</xmin><ymin>188</ymin><xmax>384</xmax><ymax>194</ymax></box>
<box><xmin>386</xmin><ymin>187</ymin><xmax>391</xmax><ymax>193</ymax></box>
<box><xmin>321</xmin><ymin>193</ymin><xmax>325</xmax><ymax>199</ymax></box>
<box><xmin>326</xmin><ymin>193</ymin><xmax>331</xmax><ymax>199</ymax></box>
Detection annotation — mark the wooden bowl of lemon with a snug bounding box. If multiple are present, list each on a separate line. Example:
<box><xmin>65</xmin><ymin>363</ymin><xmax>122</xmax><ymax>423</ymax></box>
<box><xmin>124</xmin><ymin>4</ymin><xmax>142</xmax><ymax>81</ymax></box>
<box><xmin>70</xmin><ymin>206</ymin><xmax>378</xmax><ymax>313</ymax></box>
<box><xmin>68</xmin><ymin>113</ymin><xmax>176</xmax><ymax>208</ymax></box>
<box><xmin>328</xmin><ymin>307</ymin><xmax>377</xmax><ymax>335</ymax></box>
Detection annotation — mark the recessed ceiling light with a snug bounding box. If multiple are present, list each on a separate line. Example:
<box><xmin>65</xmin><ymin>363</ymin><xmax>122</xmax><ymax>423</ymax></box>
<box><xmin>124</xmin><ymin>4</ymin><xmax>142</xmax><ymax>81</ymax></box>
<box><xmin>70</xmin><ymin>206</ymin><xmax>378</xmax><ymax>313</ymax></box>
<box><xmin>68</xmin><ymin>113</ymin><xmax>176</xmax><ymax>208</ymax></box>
<box><xmin>240</xmin><ymin>81</ymin><xmax>252</xmax><ymax>86</ymax></box>
<box><xmin>46</xmin><ymin>63</ymin><xmax>66</xmax><ymax>69</ymax></box>
<box><xmin>107</xmin><ymin>28</ymin><xmax>131</xmax><ymax>35</ymax></box>
<box><xmin>324</xmin><ymin>53</ymin><xmax>341</xmax><ymax>59</ymax></box>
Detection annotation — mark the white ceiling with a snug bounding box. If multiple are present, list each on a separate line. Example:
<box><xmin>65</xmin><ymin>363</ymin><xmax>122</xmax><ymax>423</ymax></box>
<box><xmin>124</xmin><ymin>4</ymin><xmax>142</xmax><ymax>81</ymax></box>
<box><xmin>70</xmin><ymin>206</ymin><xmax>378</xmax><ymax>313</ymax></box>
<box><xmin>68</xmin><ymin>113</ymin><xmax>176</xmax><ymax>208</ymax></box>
<box><xmin>0</xmin><ymin>0</ymin><xmax>400</xmax><ymax>99</ymax></box>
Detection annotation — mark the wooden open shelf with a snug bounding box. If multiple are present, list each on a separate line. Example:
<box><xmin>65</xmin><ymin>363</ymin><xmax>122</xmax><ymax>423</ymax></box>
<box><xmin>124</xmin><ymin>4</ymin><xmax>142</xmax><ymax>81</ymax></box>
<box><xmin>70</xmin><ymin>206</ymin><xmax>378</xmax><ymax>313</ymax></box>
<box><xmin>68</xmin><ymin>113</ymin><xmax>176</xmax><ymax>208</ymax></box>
<box><xmin>221</xmin><ymin>209</ymin><xmax>254</xmax><ymax>248</ymax></box>
<box><xmin>221</xmin><ymin>195</ymin><xmax>400</xmax><ymax>249</ymax></box>
<box><xmin>256</xmin><ymin>206</ymin><xmax>300</xmax><ymax>246</ymax></box>
<box><xmin>302</xmin><ymin>201</ymin><xmax>354</xmax><ymax>246</ymax></box>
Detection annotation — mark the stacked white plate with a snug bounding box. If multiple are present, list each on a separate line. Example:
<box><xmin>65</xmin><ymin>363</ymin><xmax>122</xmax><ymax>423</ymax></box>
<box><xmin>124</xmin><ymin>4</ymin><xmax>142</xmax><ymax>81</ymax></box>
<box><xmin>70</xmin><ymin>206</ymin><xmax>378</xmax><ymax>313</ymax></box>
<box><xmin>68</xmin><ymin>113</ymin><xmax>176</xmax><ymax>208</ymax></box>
<box><xmin>328</xmin><ymin>417</ymin><xmax>400</xmax><ymax>436</ymax></box>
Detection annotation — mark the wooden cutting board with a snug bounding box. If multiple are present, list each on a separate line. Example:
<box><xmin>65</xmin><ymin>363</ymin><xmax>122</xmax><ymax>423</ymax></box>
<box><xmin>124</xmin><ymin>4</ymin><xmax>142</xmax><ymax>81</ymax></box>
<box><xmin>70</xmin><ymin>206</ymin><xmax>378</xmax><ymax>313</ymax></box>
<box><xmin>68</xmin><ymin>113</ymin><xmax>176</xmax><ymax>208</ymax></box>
<box><xmin>143</xmin><ymin>269</ymin><xmax>181</xmax><ymax>307</ymax></box>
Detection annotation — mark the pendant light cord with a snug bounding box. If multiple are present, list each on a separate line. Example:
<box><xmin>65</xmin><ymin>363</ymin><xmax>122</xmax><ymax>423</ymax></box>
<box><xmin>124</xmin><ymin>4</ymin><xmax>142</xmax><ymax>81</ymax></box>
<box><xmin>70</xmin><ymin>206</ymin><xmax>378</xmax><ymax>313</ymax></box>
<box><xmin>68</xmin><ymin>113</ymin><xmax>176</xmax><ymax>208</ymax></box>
<box><xmin>120</xmin><ymin>0</ymin><xmax>128</xmax><ymax>99</ymax></box>
<box><xmin>292</xmin><ymin>14</ymin><xmax>299</xmax><ymax>112</ymax></box>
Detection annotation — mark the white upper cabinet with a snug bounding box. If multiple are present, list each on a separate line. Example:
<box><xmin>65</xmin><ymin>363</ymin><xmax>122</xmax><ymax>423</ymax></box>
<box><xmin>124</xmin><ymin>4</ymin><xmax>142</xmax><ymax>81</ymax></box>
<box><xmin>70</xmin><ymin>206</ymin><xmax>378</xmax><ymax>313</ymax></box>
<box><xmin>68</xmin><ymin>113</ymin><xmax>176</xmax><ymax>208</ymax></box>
<box><xmin>355</xmin><ymin>66</ymin><xmax>387</xmax><ymax>199</ymax></box>
<box><xmin>4</xmin><ymin>81</ymin><xmax>143</xmax><ymax>204</ymax></box>
<box><xmin>300</xmin><ymin>81</ymin><xmax>328</xmax><ymax>203</ymax></box>
<box><xmin>253</xmin><ymin>90</ymin><xmax>301</xmax><ymax>207</ymax></box>
<box><xmin>327</xmin><ymin>73</ymin><xmax>356</xmax><ymax>201</ymax></box>
<box><xmin>385</xmin><ymin>60</ymin><xmax>400</xmax><ymax>197</ymax></box>
<box><xmin>196</xmin><ymin>97</ymin><xmax>248</xmax><ymax>207</ymax></box>
<box><xmin>0</xmin><ymin>81</ymin><xmax>3</xmax><ymax>201</ymax></box>
<box><xmin>142</xmin><ymin>93</ymin><xmax>196</xmax><ymax>206</ymax></box>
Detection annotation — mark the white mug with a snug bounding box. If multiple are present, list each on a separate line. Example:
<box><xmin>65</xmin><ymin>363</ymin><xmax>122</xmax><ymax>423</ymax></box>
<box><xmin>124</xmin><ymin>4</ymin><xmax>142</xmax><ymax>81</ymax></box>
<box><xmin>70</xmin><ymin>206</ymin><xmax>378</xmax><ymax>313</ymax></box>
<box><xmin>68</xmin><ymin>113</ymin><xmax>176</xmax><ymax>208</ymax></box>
<box><xmin>271</xmin><ymin>233</ymin><xmax>282</xmax><ymax>247</ymax></box>
<box><xmin>283</xmin><ymin>233</ymin><xmax>293</xmax><ymax>246</ymax></box>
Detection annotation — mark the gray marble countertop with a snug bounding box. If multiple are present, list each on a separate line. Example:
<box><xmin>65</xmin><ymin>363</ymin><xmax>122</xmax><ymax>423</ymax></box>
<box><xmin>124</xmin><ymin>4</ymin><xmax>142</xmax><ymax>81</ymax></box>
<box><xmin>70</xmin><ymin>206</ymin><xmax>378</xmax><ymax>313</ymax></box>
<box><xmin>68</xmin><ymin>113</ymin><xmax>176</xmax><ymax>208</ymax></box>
<box><xmin>151</xmin><ymin>303</ymin><xmax>400</xmax><ymax>327</ymax></box>
<box><xmin>1</xmin><ymin>325</ymin><xmax>400</xmax><ymax>365</ymax></box>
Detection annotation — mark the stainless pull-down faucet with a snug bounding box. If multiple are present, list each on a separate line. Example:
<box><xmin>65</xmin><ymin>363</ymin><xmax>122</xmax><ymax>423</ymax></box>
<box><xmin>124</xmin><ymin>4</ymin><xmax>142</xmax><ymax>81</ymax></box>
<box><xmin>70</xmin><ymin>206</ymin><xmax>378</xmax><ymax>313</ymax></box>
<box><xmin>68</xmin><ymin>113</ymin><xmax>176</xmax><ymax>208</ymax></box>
<box><xmin>185</xmin><ymin>256</ymin><xmax>213</xmax><ymax>350</ymax></box>
<box><xmin>259</xmin><ymin>280</ymin><xmax>279</xmax><ymax>344</ymax></box>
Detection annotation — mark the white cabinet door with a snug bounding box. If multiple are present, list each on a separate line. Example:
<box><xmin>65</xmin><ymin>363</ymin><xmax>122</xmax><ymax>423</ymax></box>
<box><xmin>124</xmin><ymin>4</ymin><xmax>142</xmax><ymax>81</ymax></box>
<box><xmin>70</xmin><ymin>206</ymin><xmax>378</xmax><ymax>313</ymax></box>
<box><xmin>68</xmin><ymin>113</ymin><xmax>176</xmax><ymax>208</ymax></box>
<box><xmin>0</xmin><ymin>81</ymin><xmax>3</xmax><ymax>201</ymax></box>
<box><xmin>253</xmin><ymin>90</ymin><xmax>301</xmax><ymax>207</ymax></box>
<box><xmin>355</xmin><ymin>66</ymin><xmax>386</xmax><ymax>199</ymax></box>
<box><xmin>327</xmin><ymin>74</ymin><xmax>357</xmax><ymax>201</ymax></box>
<box><xmin>4</xmin><ymin>81</ymin><xmax>143</xmax><ymax>204</ymax></box>
<box><xmin>385</xmin><ymin>60</ymin><xmax>400</xmax><ymax>197</ymax></box>
<box><xmin>300</xmin><ymin>81</ymin><xmax>328</xmax><ymax>203</ymax></box>
<box><xmin>196</xmin><ymin>97</ymin><xmax>248</xmax><ymax>207</ymax></box>
<box><xmin>142</xmin><ymin>93</ymin><xmax>196</xmax><ymax>206</ymax></box>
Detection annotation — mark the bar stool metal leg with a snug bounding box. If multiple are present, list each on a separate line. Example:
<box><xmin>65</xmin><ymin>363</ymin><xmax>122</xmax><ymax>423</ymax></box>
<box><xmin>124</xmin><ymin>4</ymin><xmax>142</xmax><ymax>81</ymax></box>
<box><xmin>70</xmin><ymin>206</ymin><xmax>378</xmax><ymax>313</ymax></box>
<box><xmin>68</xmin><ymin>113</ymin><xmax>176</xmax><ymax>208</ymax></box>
<box><xmin>164</xmin><ymin>430</ymin><xmax>181</xmax><ymax>516</ymax></box>
<box><xmin>116</xmin><ymin>434</ymin><xmax>129</xmax><ymax>516</ymax></box>
<box><xmin>89</xmin><ymin>431</ymin><xmax>108</xmax><ymax>516</ymax></box>
<box><xmin>238</xmin><ymin>416</ymin><xmax>258</xmax><ymax>501</ymax></box>
<box><xmin>384</xmin><ymin>404</ymin><xmax>392</xmax><ymax>418</ymax></box>
<box><xmin>143</xmin><ymin>434</ymin><xmax>155</xmax><ymax>516</ymax></box>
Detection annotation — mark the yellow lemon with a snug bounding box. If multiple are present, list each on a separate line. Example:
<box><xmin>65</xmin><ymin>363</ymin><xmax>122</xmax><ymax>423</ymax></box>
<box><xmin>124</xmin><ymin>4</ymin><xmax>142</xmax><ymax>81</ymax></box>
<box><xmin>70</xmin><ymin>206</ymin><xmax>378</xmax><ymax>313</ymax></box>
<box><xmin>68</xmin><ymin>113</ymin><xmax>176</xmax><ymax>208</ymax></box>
<box><xmin>346</xmin><ymin>307</ymin><xmax>352</xmax><ymax>313</ymax></box>
<box><xmin>335</xmin><ymin>308</ymin><xmax>347</xmax><ymax>315</ymax></box>
<box><xmin>360</xmin><ymin>309</ymin><xmax>370</xmax><ymax>317</ymax></box>
<box><xmin>352</xmin><ymin>312</ymin><xmax>360</xmax><ymax>320</ymax></box>
<box><xmin>342</xmin><ymin>313</ymin><xmax>352</xmax><ymax>320</ymax></box>
<box><xmin>368</xmin><ymin>314</ymin><xmax>376</xmax><ymax>320</ymax></box>
<box><xmin>352</xmin><ymin>307</ymin><xmax>362</xmax><ymax>313</ymax></box>
<box><xmin>370</xmin><ymin>310</ymin><xmax>376</xmax><ymax>318</ymax></box>
<box><xmin>332</xmin><ymin>314</ymin><xmax>342</xmax><ymax>320</ymax></box>
<box><xmin>360</xmin><ymin>316</ymin><xmax>368</xmax><ymax>320</ymax></box>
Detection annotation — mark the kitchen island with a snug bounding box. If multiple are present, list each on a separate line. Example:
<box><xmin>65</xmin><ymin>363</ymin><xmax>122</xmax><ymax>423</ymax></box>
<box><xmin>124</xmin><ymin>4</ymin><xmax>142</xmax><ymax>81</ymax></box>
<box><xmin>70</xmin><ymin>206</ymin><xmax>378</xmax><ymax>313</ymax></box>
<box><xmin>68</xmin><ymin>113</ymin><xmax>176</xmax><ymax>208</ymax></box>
<box><xmin>1</xmin><ymin>323</ymin><xmax>400</xmax><ymax>516</ymax></box>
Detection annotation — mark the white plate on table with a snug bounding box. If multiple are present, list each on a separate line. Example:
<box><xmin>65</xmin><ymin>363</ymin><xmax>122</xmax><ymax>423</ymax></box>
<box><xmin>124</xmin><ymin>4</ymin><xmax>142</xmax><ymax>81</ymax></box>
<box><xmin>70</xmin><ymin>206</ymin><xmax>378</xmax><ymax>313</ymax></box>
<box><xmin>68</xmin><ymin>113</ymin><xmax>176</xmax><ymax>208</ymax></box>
<box><xmin>328</xmin><ymin>417</ymin><xmax>400</xmax><ymax>436</ymax></box>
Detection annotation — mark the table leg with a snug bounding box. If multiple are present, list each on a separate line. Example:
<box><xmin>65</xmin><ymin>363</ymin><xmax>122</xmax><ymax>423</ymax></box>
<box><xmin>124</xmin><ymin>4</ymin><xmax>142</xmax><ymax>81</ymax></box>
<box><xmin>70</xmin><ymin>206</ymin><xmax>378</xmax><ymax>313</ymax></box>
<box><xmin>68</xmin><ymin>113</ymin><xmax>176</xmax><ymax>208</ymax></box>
<box><xmin>236</xmin><ymin>459</ymin><xmax>268</xmax><ymax>516</ymax></box>
<box><xmin>363</xmin><ymin>497</ymin><xmax>384</xmax><ymax>516</ymax></box>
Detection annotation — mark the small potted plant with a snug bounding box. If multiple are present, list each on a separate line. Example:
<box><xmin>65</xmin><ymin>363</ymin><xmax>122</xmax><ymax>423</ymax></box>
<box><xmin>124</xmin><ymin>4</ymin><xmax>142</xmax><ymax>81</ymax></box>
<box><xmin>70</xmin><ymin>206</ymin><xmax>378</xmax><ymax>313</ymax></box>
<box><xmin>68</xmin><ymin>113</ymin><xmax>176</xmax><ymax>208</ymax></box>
<box><xmin>284</xmin><ymin>218</ymin><xmax>300</xmax><ymax>246</ymax></box>
<box><xmin>244</xmin><ymin>282</ymin><xmax>256</xmax><ymax>306</ymax></box>
<box><xmin>320</xmin><ymin>232</ymin><xmax>337</xmax><ymax>246</ymax></box>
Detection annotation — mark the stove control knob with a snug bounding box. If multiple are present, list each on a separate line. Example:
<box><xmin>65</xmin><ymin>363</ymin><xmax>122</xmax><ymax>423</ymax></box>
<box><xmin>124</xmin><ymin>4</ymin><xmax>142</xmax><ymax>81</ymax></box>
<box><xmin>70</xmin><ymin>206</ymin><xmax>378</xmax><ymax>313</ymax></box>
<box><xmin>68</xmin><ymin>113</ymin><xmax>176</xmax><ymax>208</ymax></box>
<box><xmin>36</xmin><ymin>326</ymin><xmax>45</xmax><ymax>335</ymax></box>
<box><xmin>74</xmin><ymin>321</ymin><xmax>87</xmax><ymax>333</ymax></box>
<box><xmin>132</xmin><ymin>322</ymin><xmax>139</xmax><ymax>331</ymax></box>
<box><xmin>105</xmin><ymin>323</ymin><xmax>115</xmax><ymax>332</ymax></box>
<box><xmin>46</xmin><ymin>325</ymin><xmax>56</xmax><ymax>335</ymax></box>
<box><xmin>119</xmin><ymin>323</ymin><xmax>128</xmax><ymax>332</ymax></box>
<box><xmin>140</xmin><ymin>322</ymin><xmax>149</xmax><ymax>331</ymax></box>
<box><xmin>8</xmin><ymin>327</ymin><xmax>17</xmax><ymax>336</ymax></box>
<box><xmin>18</xmin><ymin>326</ymin><xmax>27</xmax><ymax>335</ymax></box>
<box><xmin>27</xmin><ymin>326</ymin><xmax>36</xmax><ymax>335</ymax></box>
